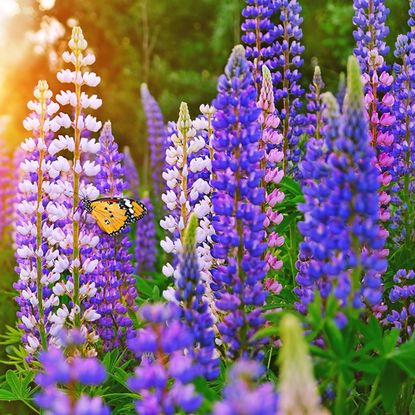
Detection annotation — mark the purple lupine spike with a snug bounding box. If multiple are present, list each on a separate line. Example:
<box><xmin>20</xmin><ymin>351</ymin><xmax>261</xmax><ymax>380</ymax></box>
<box><xmin>241</xmin><ymin>0</ymin><xmax>281</xmax><ymax>93</ymax></box>
<box><xmin>295</xmin><ymin>92</ymin><xmax>340</xmax><ymax>314</ymax></box>
<box><xmin>389</xmin><ymin>5</ymin><xmax>415</xmax><ymax>246</ymax></box>
<box><xmin>141</xmin><ymin>83</ymin><xmax>167</xmax><ymax>200</ymax></box>
<box><xmin>123</xmin><ymin>146</ymin><xmax>140</xmax><ymax>199</ymax></box>
<box><xmin>0</xmin><ymin>141</ymin><xmax>12</xmax><ymax>241</ymax></box>
<box><xmin>135</xmin><ymin>195</ymin><xmax>157</xmax><ymax>276</ymax></box>
<box><xmin>306</xmin><ymin>66</ymin><xmax>325</xmax><ymax>139</ymax></box>
<box><xmin>383</xmin><ymin>269</ymin><xmax>415</xmax><ymax>342</ymax></box>
<box><xmin>353</xmin><ymin>0</ymin><xmax>394</xmax><ymax>266</ymax></box>
<box><xmin>213</xmin><ymin>359</ymin><xmax>279</xmax><ymax>415</ymax></box>
<box><xmin>211</xmin><ymin>45</ymin><xmax>267</xmax><ymax>359</ymax></box>
<box><xmin>35</xmin><ymin>329</ymin><xmax>110</xmax><ymax>415</ymax></box>
<box><xmin>296</xmin><ymin>57</ymin><xmax>386</xmax><ymax>316</ymax></box>
<box><xmin>258</xmin><ymin>66</ymin><xmax>284</xmax><ymax>287</ymax></box>
<box><xmin>241</xmin><ymin>0</ymin><xmax>305</xmax><ymax>175</ymax></box>
<box><xmin>353</xmin><ymin>0</ymin><xmax>390</xmax><ymax>73</ymax></box>
<box><xmin>127</xmin><ymin>303</ymin><xmax>202</xmax><ymax>414</ymax></box>
<box><xmin>274</xmin><ymin>0</ymin><xmax>305</xmax><ymax>175</ymax></box>
<box><xmin>87</xmin><ymin>121</ymin><xmax>138</xmax><ymax>351</ymax></box>
<box><xmin>175</xmin><ymin>214</ymin><xmax>219</xmax><ymax>380</ymax></box>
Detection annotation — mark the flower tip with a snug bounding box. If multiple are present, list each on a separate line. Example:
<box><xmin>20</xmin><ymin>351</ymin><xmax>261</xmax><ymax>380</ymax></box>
<box><xmin>184</xmin><ymin>213</ymin><xmax>198</xmax><ymax>248</ymax></box>
<box><xmin>140</xmin><ymin>83</ymin><xmax>149</xmax><ymax>96</ymax></box>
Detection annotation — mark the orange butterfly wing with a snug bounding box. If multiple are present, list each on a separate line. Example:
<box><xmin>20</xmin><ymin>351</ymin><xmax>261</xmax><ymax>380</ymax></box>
<box><xmin>90</xmin><ymin>200</ymin><xmax>129</xmax><ymax>235</ymax></box>
<box><xmin>89</xmin><ymin>198</ymin><xmax>147</xmax><ymax>235</ymax></box>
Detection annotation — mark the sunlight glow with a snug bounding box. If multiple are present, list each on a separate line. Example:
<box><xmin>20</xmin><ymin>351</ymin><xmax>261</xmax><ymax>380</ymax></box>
<box><xmin>0</xmin><ymin>0</ymin><xmax>20</xmax><ymax>20</ymax></box>
<box><xmin>39</xmin><ymin>0</ymin><xmax>56</xmax><ymax>11</ymax></box>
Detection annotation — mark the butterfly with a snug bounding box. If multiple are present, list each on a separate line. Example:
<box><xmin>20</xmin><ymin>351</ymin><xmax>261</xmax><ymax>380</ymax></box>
<box><xmin>82</xmin><ymin>197</ymin><xmax>147</xmax><ymax>236</ymax></box>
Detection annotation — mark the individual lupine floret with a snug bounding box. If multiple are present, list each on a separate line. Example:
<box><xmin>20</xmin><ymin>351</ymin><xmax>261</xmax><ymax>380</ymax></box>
<box><xmin>258</xmin><ymin>66</ymin><xmax>285</xmax><ymax>282</ymax></box>
<box><xmin>35</xmin><ymin>329</ymin><xmax>109</xmax><ymax>415</ymax></box>
<box><xmin>383</xmin><ymin>269</ymin><xmax>415</xmax><ymax>342</ymax></box>
<box><xmin>211</xmin><ymin>45</ymin><xmax>267</xmax><ymax>359</ymax></box>
<box><xmin>160</xmin><ymin>102</ymin><xmax>213</xmax><ymax>282</ymax></box>
<box><xmin>14</xmin><ymin>80</ymin><xmax>64</xmax><ymax>355</ymax></box>
<box><xmin>141</xmin><ymin>83</ymin><xmax>167</xmax><ymax>200</ymax></box>
<box><xmin>85</xmin><ymin>122</ymin><xmax>138</xmax><ymax>351</ymax></box>
<box><xmin>306</xmin><ymin>65</ymin><xmax>325</xmax><ymax>139</ymax></box>
<box><xmin>175</xmin><ymin>213</ymin><xmax>219</xmax><ymax>380</ymax></box>
<box><xmin>47</xmin><ymin>27</ymin><xmax>102</xmax><ymax>348</ymax></box>
<box><xmin>297</xmin><ymin>57</ymin><xmax>386</xmax><ymax>314</ymax></box>
<box><xmin>212</xmin><ymin>359</ymin><xmax>279</xmax><ymax>415</ymax></box>
<box><xmin>278</xmin><ymin>314</ymin><xmax>329</xmax><ymax>415</ymax></box>
<box><xmin>127</xmin><ymin>303</ymin><xmax>202</xmax><ymax>414</ymax></box>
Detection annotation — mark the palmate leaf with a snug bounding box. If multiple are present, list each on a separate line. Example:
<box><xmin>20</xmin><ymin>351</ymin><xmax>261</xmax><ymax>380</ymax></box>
<box><xmin>0</xmin><ymin>370</ymin><xmax>39</xmax><ymax>414</ymax></box>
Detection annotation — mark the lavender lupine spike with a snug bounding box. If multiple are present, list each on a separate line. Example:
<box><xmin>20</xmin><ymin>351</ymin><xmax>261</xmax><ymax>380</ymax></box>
<box><xmin>14</xmin><ymin>80</ymin><xmax>61</xmax><ymax>355</ymax></box>
<box><xmin>390</xmin><ymin>10</ymin><xmax>415</xmax><ymax>245</ymax></box>
<box><xmin>258</xmin><ymin>66</ymin><xmax>284</xmax><ymax>289</ymax></box>
<box><xmin>274</xmin><ymin>0</ymin><xmax>305</xmax><ymax>174</ymax></box>
<box><xmin>123</xmin><ymin>146</ymin><xmax>140</xmax><ymax>199</ymax></box>
<box><xmin>383</xmin><ymin>269</ymin><xmax>415</xmax><ymax>342</ymax></box>
<box><xmin>0</xmin><ymin>142</ymin><xmax>12</xmax><ymax>242</ymax></box>
<box><xmin>213</xmin><ymin>359</ymin><xmax>279</xmax><ymax>415</ymax></box>
<box><xmin>160</xmin><ymin>102</ymin><xmax>213</xmax><ymax>283</ymax></box>
<box><xmin>86</xmin><ymin>122</ymin><xmax>138</xmax><ymax>351</ymax></box>
<box><xmin>306</xmin><ymin>65</ymin><xmax>325</xmax><ymax>139</ymax></box>
<box><xmin>135</xmin><ymin>195</ymin><xmax>157</xmax><ymax>276</ymax></box>
<box><xmin>353</xmin><ymin>0</ymin><xmax>395</xmax><ymax>261</ymax></box>
<box><xmin>211</xmin><ymin>45</ymin><xmax>267</xmax><ymax>359</ymax></box>
<box><xmin>295</xmin><ymin>92</ymin><xmax>340</xmax><ymax>314</ymax></box>
<box><xmin>297</xmin><ymin>57</ymin><xmax>386</xmax><ymax>314</ymax></box>
<box><xmin>353</xmin><ymin>0</ymin><xmax>390</xmax><ymax>73</ymax></box>
<box><xmin>35</xmin><ymin>330</ymin><xmax>110</xmax><ymax>415</ymax></box>
<box><xmin>175</xmin><ymin>214</ymin><xmax>219</xmax><ymax>380</ymax></box>
<box><xmin>47</xmin><ymin>27</ymin><xmax>103</xmax><ymax>348</ymax></box>
<box><xmin>241</xmin><ymin>0</ymin><xmax>305</xmax><ymax>174</ymax></box>
<box><xmin>278</xmin><ymin>314</ymin><xmax>329</xmax><ymax>415</ymax></box>
<box><xmin>241</xmin><ymin>0</ymin><xmax>281</xmax><ymax>93</ymax></box>
<box><xmin>141</xmin><ymin>83</ymin><xmax>167</xmax><ymax>199</ymax></box>
<box><xmin>127</xmin><ymin>303</ymin><xmax>202</xmax><ymax>414</ymax></box>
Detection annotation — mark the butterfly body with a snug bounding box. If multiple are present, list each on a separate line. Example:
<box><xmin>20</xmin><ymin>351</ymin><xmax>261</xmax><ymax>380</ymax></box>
<box><xmin>83</xmin><ymin>197</ymin><xmax>147</xmax><ymax>236</ymax></box>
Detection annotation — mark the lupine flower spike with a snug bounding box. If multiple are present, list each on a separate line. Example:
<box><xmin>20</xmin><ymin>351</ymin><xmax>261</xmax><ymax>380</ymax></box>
<box><xmin>258</xmin><ymin>65</ymin><xmax>285</xmax><ymax>290</ymax></box>
<box><xmin>47</xmin><ymin>26</ymin><xmax>102</xmax><ymax>349</ymax></box>
<box><xmin>213</xmin><ymin>359</ymin><xmax>279</xmax><ymax>415</ymax></box>
<box><xmin>127</xmin><ymin>303</ymin><xmax>202</xmax><ymax>414</ymax></box>
<box><xmin>35</xmin><ymin>329</ymin><xmax>110</xmax><ymax>415</ymax></box>
<box><xmin>175</xmin><ymin>213</ymin><xmax>219</xmax><ymax>380</ymax></box>
<box><xmin>86</xmin><ymin>121</ymin><xmax>138</xmax><ymax>351</ymax></box>
<box><xmin>141</xmin><ymin>83</ymin><xmax>167</xmax><ymax>200</ymax></box>
<box><xmin>14</xmin><ymin>80</ymin><xmax>60</xmax><ymax>354</ymax></box>
<box><xmin>296</xmin><ymin>57</ymin><xmax>386</xmax><ymax>316</ymax></box>
<box><xmin>211</xmin><ymin>45</ymin><xmax>267</xmax><ymax>359</ymax></box>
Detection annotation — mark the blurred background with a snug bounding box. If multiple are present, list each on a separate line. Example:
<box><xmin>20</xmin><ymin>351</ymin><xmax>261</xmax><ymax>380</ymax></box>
<box><xmin>0</xmin><ymin>0</ymin><xmax>408</xmax><ymax>165</ymax></box>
